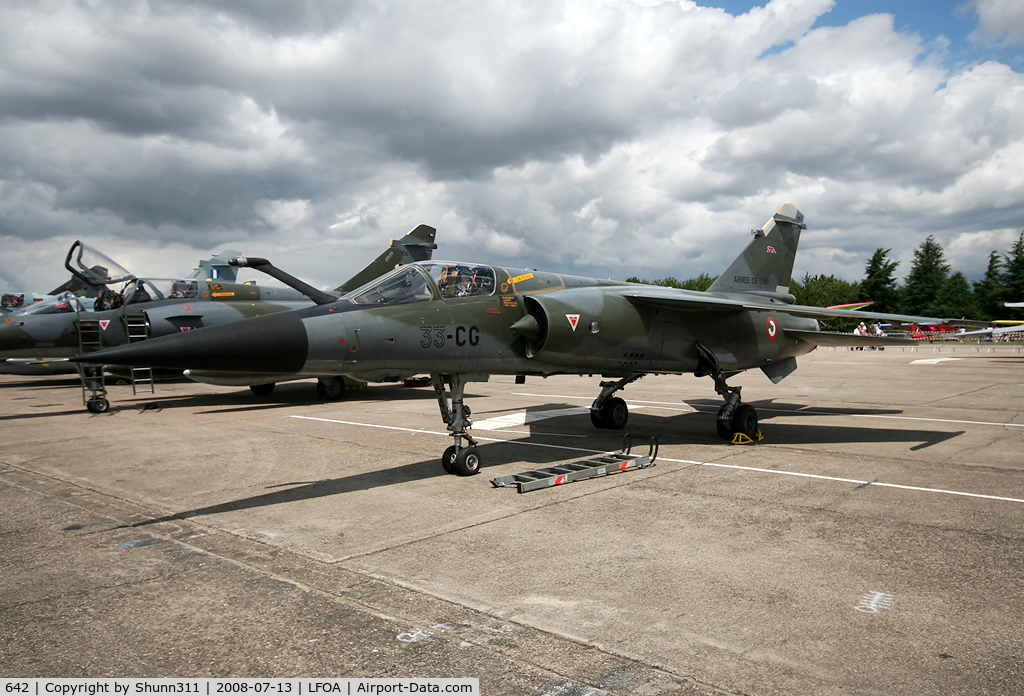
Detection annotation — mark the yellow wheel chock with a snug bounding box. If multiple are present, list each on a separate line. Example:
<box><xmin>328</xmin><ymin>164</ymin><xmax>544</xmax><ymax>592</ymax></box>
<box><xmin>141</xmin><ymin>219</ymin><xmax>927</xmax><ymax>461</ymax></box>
<box><xmin>730</xmin><ymin>430</ymin><xmax>764</xmax><ymax>445</ymax></box>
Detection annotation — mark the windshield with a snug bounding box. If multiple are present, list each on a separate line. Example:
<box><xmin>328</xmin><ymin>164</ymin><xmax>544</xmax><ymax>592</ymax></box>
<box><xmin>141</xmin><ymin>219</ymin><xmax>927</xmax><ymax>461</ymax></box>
<box><xmin>350</xmin><ymin>266</ymin><xmax>433</xmax><ymax>307</ymax></box>
<box><xmin>18</xmin><ymin>291</ymin><xmax>87</xmax><ymax>315</ymax></box>
<box><xmin>420</xmin><ymin>262</ymin><xmax>496</xmax><ymax>299</ymax></box>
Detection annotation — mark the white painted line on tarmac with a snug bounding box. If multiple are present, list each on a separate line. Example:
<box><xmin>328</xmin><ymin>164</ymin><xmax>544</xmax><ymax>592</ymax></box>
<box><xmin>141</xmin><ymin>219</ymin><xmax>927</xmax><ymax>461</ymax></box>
<box><xmin>472</xmin><ymin>406</ymin><xmax>590</xmax><ymax>430</ymax></box>
<box><xmin>290</xmin><ymin>415</ymin><xmax>1024</xmax><ymax>504</ymax></box>
<box><xmin>698</xmin><ymin>461</ymin><xmax>1024</xmax><ymax>504</ymax></box>
<box><xmin>510</xmin><ymin>392</ymin><xmax>1024</xmax><ymax>428</ymax></box>
<box><xmin>473</xmin><ymin>405</ymin><xmax>646</xmax><ymax>431</ymax></box>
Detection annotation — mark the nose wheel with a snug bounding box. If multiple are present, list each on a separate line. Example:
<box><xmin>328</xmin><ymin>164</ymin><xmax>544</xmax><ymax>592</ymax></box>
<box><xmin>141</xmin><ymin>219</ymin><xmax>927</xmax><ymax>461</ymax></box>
<box><xmin>443</xmin><ymin>445</ymin><xmax>481</xmax><ymax>476</ymax></box>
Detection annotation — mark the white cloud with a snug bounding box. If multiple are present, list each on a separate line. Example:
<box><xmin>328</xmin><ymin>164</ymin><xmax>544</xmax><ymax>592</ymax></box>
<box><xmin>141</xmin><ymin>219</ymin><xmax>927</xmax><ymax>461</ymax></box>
<box><xmin>0</xmin><ymin>0</ymin><xmax>1022</xmax><ymax>295</ymax></box>
<box><xmin>969</xmin><ymin>0</ymin><xmax>1024</xmax><ymax>46</ymax></box>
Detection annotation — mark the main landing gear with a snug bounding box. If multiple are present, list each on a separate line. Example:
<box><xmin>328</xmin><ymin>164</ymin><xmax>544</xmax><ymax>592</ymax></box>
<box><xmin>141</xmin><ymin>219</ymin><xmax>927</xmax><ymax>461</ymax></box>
<box><xmin>433</xmin><ymin>374</ymin><xmax>482</xmax><ymax>476</ymax></box>
<box><xmin>712</xmin><ymin>370</ymin><xmax>759</xmax><ymax>441</ymax></box>
<box><xmin>590</xmin><ymin>374</ymin><xmax>643</xmax><ymax>430</ymax></box>
<box><xmin>316</xmin><ymin>376</ymin><xmax>345</xmax><ymax>401</ymax></box>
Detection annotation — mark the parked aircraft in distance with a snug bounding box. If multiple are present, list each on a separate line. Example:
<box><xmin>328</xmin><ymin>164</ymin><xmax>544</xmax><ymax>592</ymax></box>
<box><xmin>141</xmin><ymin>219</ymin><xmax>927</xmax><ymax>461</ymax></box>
<box><xmin>4</xmin><ymin>225</ymin><xmax>436</xmax><ymax>408</ymax></box>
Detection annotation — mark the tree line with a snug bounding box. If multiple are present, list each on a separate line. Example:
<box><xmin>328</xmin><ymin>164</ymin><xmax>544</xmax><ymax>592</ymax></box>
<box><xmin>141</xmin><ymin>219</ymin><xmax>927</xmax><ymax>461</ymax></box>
<box><xmin>628</xmin><ymin>231</ymin><xmax>1024</xmax><ymax>321</ymax></box>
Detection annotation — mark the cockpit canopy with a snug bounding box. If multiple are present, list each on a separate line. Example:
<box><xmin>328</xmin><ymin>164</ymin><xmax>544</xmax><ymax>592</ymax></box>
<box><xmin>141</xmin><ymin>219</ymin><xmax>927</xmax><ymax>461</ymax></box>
<box><xmin>16</xmin><ymin>291</ymin><xmax>89</xmax><ymax>315</ymax></box>
<box><xmin>422</xmin><ymin>262</ymin><xmax>496</xmax><ymax>298</ymax></box>
<box><xmin>64</xmin><ymin>241</ymin><xmax>135</xmax><ymax>287</ymax></box>
<box><xmin>350</xmin><ymin>266</ymin><xmax>434</xmax><ymax>306</ymax></box>
<box><xmin>1</xmin><ymin>293</ymin><xmax>29</xmax><ymax>310</ymax></box>
<box><xmin>346</xmin><ymin>262</ymin><xmax>496</xmax><ymax>307</ymax></box>
<box><xmin>101</xmin><ymin>278</ymin><xmax>197</xmax><ymax>308</ymax></box>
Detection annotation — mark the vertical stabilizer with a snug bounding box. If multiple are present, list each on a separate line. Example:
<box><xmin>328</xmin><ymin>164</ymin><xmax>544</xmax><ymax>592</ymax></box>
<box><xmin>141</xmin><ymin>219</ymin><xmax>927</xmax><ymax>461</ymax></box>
<box><xmin>189</xmin><ymin>250</ymin><xmax>243</xmax><ymax>282</ymax></box>
<box><xmin>707</xmin><ymin>204</ymin><xmax>805</xmax><ymax>296</ymax></box>
<box><xmin>337</xmin><ymin>224</ymin><xmax>438</xmax><ymax>293</ymax></box>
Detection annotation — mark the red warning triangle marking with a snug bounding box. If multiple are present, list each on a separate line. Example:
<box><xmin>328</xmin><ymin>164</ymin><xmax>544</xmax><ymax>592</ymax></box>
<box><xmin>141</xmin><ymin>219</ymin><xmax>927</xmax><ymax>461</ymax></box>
<box><xmin>98</xmin><ymin>318</ymin><xmax>110</xmax><ymax>330</ymax></box>
<box><xmin>566</xmin><ymin>314</ymin><xmax>580</xmax><ymax>331</ymax></box>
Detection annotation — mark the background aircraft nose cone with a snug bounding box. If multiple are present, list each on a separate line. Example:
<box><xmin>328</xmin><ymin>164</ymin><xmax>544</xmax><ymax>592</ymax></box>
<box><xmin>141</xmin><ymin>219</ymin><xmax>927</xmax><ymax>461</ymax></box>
<box><xmin>72</xmin><ymin>311</ymin><xmax>309</xmax><ymax>373</ymax></box>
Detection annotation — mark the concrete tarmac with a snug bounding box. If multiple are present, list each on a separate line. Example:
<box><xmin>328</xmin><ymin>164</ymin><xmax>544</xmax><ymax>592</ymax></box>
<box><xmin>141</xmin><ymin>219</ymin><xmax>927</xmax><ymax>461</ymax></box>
<box><xmin>2</xmin><ymin>346</ymin><xmax>1023</xmax><ymax>694</ymax></box>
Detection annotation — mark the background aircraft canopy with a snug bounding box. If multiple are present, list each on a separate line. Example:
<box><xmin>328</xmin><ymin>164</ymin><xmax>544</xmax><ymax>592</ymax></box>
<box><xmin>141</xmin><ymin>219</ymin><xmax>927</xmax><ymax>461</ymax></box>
<box><xmin>65</xmin><ymin>241</ymin><xmax>135</xmax><ymax>286</ymax></box>
<box><xmin>15</xmin><ymin>291</ymin><xmax>89</xmax><ymax>315</ymax></box>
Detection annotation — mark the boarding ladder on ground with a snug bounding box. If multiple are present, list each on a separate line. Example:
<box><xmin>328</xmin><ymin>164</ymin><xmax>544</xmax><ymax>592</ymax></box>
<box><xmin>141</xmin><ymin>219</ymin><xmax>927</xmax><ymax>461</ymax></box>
<box><xmin>490</xmin><ymin>435</ymin><xmax>658</xmax><ymax>493</ymax></box>
<box><xmin>75</xmin><ymin>315</ymin><xmax>109</xmax><ymax>413</ymax></box>
<box><xmin>123</xmin><ymin>312</ymin><xmax>154</xmax><ymax>394</ymax></box>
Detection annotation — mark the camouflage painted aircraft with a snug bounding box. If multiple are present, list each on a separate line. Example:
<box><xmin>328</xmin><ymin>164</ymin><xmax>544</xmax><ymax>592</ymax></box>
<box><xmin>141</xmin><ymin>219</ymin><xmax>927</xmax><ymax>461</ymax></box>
<box><xmin>73</xmin><ymin>204</ymin><xmax>966</xmax><ymax>475</ymax></box>
<box><xmin>3</xmin><ymin>225</ymin><xmax>437</xmax><ymax>396</ymax></box>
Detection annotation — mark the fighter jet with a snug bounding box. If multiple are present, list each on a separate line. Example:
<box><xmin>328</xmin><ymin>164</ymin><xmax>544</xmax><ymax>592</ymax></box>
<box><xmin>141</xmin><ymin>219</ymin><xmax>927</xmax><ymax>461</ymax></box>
<box><xmin>72</xmin><ymin>205</ymin><xmax>967</xmax><ymax>474</ymax></box>
<box><xmin>1</xmin><ymin>244</ymin><xmax>308</xmax><ymax>369</ymax></box>
<box><xmin>3</xmin><ymin>225</ymin><xmax>437</xmax><ymax>397</ymax></box>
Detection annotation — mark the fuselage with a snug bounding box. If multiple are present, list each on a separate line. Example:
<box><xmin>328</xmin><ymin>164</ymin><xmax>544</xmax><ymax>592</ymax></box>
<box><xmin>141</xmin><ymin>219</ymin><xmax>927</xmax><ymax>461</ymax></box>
<box><xmin>77</xmin><ymin>261</ymin><xmax>820</xmax><ymax>382</ymax></box>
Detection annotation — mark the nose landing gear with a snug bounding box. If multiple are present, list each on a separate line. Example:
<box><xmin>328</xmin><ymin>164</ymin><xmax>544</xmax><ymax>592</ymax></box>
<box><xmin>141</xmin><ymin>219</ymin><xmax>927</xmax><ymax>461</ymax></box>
<box><xmin>433</xmin><ymin>373</ymin><xmax>482</xmax><ymax>476</ymax></box>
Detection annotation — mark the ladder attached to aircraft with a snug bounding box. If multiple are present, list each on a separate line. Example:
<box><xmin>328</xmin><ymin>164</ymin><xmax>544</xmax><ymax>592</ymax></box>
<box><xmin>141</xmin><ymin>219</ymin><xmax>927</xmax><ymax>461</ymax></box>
<box><xmin>123</xmin><ymin>312</ymin><xmax>154</xmax><ymax>395</ymax></box>
<box><xmin>75</xmin><ymin>317</ymin><xmax>109</xmax><ymax>413</ymax></box>
<box><xmin>490</xmin><ymin>435</ymin><xmax>658</xmax><ymax>493</ymax></box>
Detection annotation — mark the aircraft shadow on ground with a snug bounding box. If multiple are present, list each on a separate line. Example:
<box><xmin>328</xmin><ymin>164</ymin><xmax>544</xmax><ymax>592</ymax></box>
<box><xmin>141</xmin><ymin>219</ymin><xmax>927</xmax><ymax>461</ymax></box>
<box><xmin>0</xmin><ymin>377</ymin><xmax>82</xmax><ymax>389</ymax></box>
<box><xmin>628</xmin><ymin>399</ymin><xmax>963</xmax><ymax>450</ymax></box>
<box><xmin>131</xmin><ymin>397</ymin><xmax>966</xmax><ymax>525</ymax></box>
<box><xmin>137</xmin><ymin>382</ymin><xmax>442</xmax><ymax>414</ymax></box>
<box><xmin>0</xmin><ymin>380</ymin><xmax>444</xmax><ymax>421</ymax></box>
<box><xmin>131</xmin><ymin>406</ymin><xmax>644</xmax><ymax>526</ymax></box>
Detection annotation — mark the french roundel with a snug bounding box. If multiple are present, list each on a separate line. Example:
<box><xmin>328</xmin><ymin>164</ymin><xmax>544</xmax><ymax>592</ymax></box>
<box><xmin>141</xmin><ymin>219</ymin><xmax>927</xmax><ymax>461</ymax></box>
<box><xmin>766</xmin><ymin>317</ymin><xmax>778</xmax><ymax>340</ymax></box>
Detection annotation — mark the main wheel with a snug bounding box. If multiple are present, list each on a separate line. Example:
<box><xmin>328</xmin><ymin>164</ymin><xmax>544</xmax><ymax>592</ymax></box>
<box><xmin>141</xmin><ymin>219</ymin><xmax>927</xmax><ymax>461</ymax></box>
<box><xmin>441</xmin><ymin>445</ymin><xmax>457</xmax><ymax>474</ymax></box>
<box><xmin>317</xmin><ymin>376</ymin><xmax>345</xmax><ymax>401</ymax></box>
<box><xmin>86</xmin><ymin>397</ymin><xmax>109</xmax><ymax>414</ymax></box>
<box><xmin>601</xmin><ymin>397</ymin><xmax>629</xmax><ymax>430</ymax></box>
<box><xmin>452</xmin><ymin>446</ymin><xmax>482</xmax><ymax>476</ymax></box>
<box><xmin>733</xmin><ymin>404</ymin><xmax>758</xmax><ymax>439</ymax></box>
<box><xmin>250</xmin><ymin>383</ymin><xmax>276</xmax><ymax>396</ymax></box>
<box><xmin>590</xmin><ymin>408</ymin><xmax>606</xmax><ymax>429</ymax></box>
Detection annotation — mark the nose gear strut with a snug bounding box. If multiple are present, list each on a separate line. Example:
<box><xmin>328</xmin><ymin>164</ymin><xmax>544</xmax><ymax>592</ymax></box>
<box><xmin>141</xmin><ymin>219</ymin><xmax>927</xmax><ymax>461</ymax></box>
<box><xmin>432</xmin><ymin>373</ymin><xmax>482</xmax><ymax>476</ymax></box>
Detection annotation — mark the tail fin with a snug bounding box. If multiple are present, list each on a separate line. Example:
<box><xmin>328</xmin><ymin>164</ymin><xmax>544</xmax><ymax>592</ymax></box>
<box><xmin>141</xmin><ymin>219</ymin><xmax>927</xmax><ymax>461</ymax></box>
<box><xmin>706</xmin><ymin>203</ymin><xmax>805</xmax><ymax>297</ymax></box>
<box><xmin>336</xmin><ymin>224</ymin><xmax>438</xmax><ymax>293</ymax></box>
<box><xmin>188</xmin><ymin>249</ymin><xmax>244</xmax><ymax>282</ymax></box>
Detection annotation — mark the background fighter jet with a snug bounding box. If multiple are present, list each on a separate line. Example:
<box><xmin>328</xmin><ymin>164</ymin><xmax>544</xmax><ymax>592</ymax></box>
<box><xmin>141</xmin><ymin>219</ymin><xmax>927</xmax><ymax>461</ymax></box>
<box><xmin>3</xmin><ymin>225</ymin><xmax>437</xmax><ymax>399</ymax></box>
<box><xmin>73</xmin><ymin>205</ymin><xmax>967</xmax><ymax>474</ymax></box>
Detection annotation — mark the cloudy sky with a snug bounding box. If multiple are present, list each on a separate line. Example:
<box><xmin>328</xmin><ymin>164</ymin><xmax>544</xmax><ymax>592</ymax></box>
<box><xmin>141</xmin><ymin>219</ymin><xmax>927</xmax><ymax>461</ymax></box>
<box><xmin>2</xmin><ymin>0</ymin><xmax>1023</xmax><ymax>293</ymax></box>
